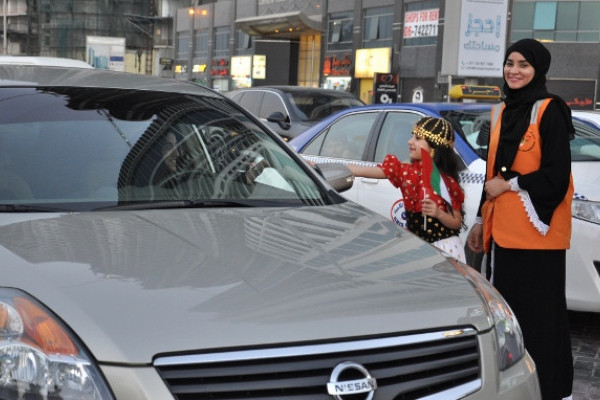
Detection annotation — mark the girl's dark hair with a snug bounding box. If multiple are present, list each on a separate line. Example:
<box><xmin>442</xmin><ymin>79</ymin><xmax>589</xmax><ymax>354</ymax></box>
<box><xmin>413</xmin><ymin>116</ymin><xmax>460</xmax><ymax>182</ymax></box>
<box><xmin>432</xmin><ymin>145</ymin><xmax>461</xmax><ymax>183</ymax></box>
<box><xmin>415</xmin><ymin>117</ymin><xmax>465</xmax><ymax>227</ymax></box>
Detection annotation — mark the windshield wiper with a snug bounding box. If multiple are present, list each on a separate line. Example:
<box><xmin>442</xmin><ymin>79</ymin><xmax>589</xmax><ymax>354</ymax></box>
<box><xmin>0</xmin><ymin>204</ymin><xmax>71</xmax><ymax>212</ymax></box>
<box><xmin>94</xmin><ymin>199</ymin><xmax>257</xmax><ymax>211</ymax></box>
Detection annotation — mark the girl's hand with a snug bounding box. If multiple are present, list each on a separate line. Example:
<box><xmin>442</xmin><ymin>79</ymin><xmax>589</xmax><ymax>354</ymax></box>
<box><xmin>421</xmin><ymin>198</ymin><xmax>438</xmax><ymax>218</ymax></box>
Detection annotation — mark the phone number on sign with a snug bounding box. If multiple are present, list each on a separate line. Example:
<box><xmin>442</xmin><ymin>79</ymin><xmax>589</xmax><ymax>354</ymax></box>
<box><xmin>404</xmin><ymin>23</ymin><xmax>438</xmax><ymax>38</ymax></box>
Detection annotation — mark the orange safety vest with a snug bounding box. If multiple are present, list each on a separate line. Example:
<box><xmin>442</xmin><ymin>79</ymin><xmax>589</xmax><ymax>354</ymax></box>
<box><xmin>482</xmin><ymin>98</ymin><xmax>573</xmax><ymax>252</ymax></box>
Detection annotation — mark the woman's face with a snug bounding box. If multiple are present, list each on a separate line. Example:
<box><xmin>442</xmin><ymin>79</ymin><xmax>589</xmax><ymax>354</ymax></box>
<box><xmin>408</xmin><ymin>133</ymin><xmax>431</xmax><ymax>161</ymax></box>
<box><xmin>504</xmin><ymin>51</ymin><xmax>535</xmax><ymax>90</ymax></box>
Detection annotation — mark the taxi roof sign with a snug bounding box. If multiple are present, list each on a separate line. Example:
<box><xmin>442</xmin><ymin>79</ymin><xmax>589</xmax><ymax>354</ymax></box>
<box><xmin>449</xmin><ymin>85</ymin><xmax>501</xmax><ymax>100</ymax></box>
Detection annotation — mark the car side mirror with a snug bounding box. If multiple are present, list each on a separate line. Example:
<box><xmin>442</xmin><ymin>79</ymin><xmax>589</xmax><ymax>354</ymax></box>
<box><xmin>266</xmin><ymin>111</ymin><xmax>291</xmax><ymax>130</ymax></box>
<box><xmin>313</xmin><ymin>163</ymin><xmax>354</xmax><ymax>193</ymax></box>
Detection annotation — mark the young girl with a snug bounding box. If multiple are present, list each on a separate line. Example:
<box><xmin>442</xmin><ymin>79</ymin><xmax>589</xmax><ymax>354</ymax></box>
<box><xmin>347</xmin><ymin>116</ymin><xmax>466</xmax><ymax>262</ymax></box>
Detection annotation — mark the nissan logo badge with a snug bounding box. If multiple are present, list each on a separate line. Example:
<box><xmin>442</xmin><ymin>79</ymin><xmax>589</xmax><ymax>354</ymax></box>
<box><xmin>327</xmin><ymin>361</ymin><xmax>377</xmax><ymax>400</ymax></box>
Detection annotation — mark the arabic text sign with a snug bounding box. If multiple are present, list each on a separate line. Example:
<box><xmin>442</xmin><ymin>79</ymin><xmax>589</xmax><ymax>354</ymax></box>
<box><xmin>404</xmin><ymin>9</ymin><xmax>439</xmax><ymax>39</ymax></box>
<box><xmin>457</xmin><ymin>0</ymin><xmax>508</xmax><ymax>77</ymax></box>
<box><xmin>547</xmin><ymin>79</ymin><xmax>597</xmax><ymax>110</ymax></box>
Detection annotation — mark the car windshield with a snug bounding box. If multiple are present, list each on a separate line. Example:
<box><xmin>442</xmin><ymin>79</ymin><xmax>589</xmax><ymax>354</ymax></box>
<box><xmin>441</xmin><ymin>108</ymin><xmax>600</xmax><ymax>163</ymax></box>
<box><xmin>0</xmin><ymin>87</ymin><xmax>329</xmax><ymax>211</ymax></box>
<box><xmin>284</xmin><ymin>91</ymin><xmax>363</xmax><ymax>122</ymax></box>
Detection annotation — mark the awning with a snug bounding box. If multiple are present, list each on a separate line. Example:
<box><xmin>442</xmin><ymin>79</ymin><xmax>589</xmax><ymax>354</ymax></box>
<box><xmin>235</xmin><ymin>11</ymin><xmax>322</xmax><ymax>38</ymax></box>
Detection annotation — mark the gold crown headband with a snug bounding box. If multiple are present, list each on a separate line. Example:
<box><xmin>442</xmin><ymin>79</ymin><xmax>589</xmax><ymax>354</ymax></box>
<box><xmin>412</xmin><ymin>118</ymin><xmax>454</xmax><ymax>149</ymax></box>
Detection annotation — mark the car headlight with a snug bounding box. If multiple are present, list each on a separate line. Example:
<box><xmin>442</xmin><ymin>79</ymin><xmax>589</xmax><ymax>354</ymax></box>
<box><xmin>572</xmin><ymin>199</ymin><xmax>600</xmax><ymax>225</ymax></box>
<box><xmin>454</xmin><ymin>262</ymin><xmax>526</xmax><ymax>371</ymax></box>
<box><xmin>0</xmin><ymin>288</ymin><xmax>114</xmax><ymax>399</ymax></box>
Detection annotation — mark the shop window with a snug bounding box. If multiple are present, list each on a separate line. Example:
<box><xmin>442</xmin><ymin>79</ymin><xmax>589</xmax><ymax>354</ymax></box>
<box><xmin>511</xmin><ymin>1</ymin><xmax>600</xmax><ymax>43</ymax></box>
<box><xmin>194</xmin><ymin>29</ymin><xmax>209</xmax><ymax>58</ymax></box>
<box><xmin>363</xmin><ymin>6</ymin><xmax>393</xmax><ymax>48</ymax></box>
<box><xmin>235</xmin><ymin>29</ymin><xmax>251</xmax><ymax>52</ymax></box>
<box><xmin>214</xmin><ymin>26</ymin><xmax>230</xmax><ymax>58</ymax></box>
<box><xmin>327</xmin><ymin>12</ymin><xmax>353</xmax><ymax>51</ymax></box>
<box><xmin>177</xmin><ymin>32</ymin><xmax>190</xmax><ymax>59</ymax></box>
<box><xmin>533</xmin><ymin>2</ymin><xmax>557</xmax><ymax>30</ymax></box>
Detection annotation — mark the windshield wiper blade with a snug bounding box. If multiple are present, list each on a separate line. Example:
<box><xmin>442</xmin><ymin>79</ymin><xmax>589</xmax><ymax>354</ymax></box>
<box><xmin>94</xmin><ymin>199</ymin><xmax>256</xmax><ymax>211</ymax></box>
<box><xmin>0</xmin><ymin>204</ymin><xmax>70</xmax><ymax>212</ymax></box>
<box><xmin>187</xmin><ymin>199</ymin><xmax>255</xmax><ymax>208</ymax></box>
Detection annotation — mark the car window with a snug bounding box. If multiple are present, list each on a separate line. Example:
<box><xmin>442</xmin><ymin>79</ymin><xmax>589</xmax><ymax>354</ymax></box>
<box><xmin>260</xmin><ymin>92</ymin><xmax>286</xmax><ymax>119</ymax></box>
<box><xmin>571</xmin><ymin>118</ymin><xmax>600</xmax><ymax>161</ymax></box>
<box><xmin>440</xmin><ymin>108</ymin><xmax>492</xmax><ymax>160</ymax></box>
<box><xmin>285</xmin><ymin>92</ymin><xmax>363</xmax><ymax>122</ymax></box>
<box><xmin>0</xmin><ymin>87</ymin><xmax>329</xmax><ymax>210</ymax></box>
<box><xmin>303</xmin><ymin>112</ymin><xmax>378</xmax><ymax>160</ymax></box>
<box><xmin>445</xmin><ymin>109</ymin><xmax>600</xmax><ymax>162</ymax></box>
<box><xmin>374</xmin><ymin>111</ymin><xmax>423</xmax><ymax>163</ymax></box>
<box><xmin>237</xmin><ymin>91</ymin><xmax>263</xmax><ymax>115</ymax></box>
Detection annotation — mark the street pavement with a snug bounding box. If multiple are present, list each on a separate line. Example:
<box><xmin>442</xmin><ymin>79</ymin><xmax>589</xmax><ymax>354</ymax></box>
<box><xmin>569</xmin><ymin>311</ymin><xmax>600</xmax><ymax>399</ymax></box>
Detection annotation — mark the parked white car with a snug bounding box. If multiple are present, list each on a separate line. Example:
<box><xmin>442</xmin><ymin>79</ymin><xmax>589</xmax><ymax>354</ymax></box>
<box><xmin>568</xmin><ymin>112</ymin><xmax>600</xmax><ymax>311</ymax></box>
<box><xmin>291</xmin><ymin>103</ymin><xmax>600</xmax><ymax>312</ymax></box>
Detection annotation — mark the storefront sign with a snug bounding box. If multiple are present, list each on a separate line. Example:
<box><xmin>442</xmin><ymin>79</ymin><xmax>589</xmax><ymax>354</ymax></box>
<box><xmin>210</xmin><ymin>58</ymin><xmax>229</xmax><ymax>76</ymax></box>
<box><xmin>354</xmin><ymin>48</ymin><xmax>391</xmax><ymax>79</ymax></box>
<box><xmin>252</xmin><ymin>55</ymin><xmax>266</xmax><ymax>79</ymax></box>
<box><xmin>231</xmin><ymin>56</ymin><xmax>252</xmax><ymax>78</ymax></box>
<box><xmin>547</xmin><ymin>79</ymin><xmax>597</xmax><ymax>110</ymax></box>
<box><xmin>403</xmin><ymin>8</ymin><xmax>439</xmax><ymax>39</ymax></box>
<box><xmin>374</xmin><ymin>73</ymin><xmax>398</xmax><ymax>104</ymax></box>
<box><xmin>323</xmin><ymin>54</ymin><xmax>352</xmax><ymax>77</ymax></box>
<box><xmin>457</xmin><ymin>0</ymin><xmax>508</xmax><ymax>77</ymax></box>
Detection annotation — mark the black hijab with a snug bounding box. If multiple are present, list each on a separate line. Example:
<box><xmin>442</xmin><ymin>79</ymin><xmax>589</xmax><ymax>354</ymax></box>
<box><xmin>497</xmin><ymin>39</ymin><xmax>574</xmax><ymax>176</ymax></box>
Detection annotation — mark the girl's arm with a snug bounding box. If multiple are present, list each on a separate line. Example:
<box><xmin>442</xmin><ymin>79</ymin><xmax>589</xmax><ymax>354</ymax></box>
<box><xmin>345</xmin><ymin>163</ymin><xmax>387</xmax><ymax>179</ymax></box>
<box><xmin>422</xmin><ymin>198</ymin><xmax>462</xmax><ymax>230</ymax></box>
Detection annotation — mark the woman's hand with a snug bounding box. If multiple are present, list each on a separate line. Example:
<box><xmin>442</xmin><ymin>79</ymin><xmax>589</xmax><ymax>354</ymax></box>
<box><xmin>467</xmin><ymin>223</ymin><xmax>484</xmax><ymax>253</ymax></box>
<box><xmin>484</xmin><ymin>176</ymin><xmax>510</xmax><ymax>199</ymax></box>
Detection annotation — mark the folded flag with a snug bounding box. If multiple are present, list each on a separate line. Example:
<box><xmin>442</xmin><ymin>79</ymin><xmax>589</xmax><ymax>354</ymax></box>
<box><xmin>420</xmin><ymin>147</ymin><xmax>451</xmax><ymax>205</ymax></box>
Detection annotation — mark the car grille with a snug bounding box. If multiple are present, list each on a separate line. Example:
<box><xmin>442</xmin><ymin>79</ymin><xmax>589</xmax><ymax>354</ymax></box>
<box><xmin>154</xmin><ymin>328</ymin><xmax>481</xmax><ymax>400</ymax></box>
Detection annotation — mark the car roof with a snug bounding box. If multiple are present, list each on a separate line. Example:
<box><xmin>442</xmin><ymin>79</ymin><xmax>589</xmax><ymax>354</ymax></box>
<box><xmin>0</xmin><ymin>64</ymin><xmax>221</xmax><ymax>97</ymax></box>
<box><xmin>230</xmin><ymin>85</ymin><xmax>361</xmax><ymax>98</ymax></box>
<box><xmin>572</xmin><ymin>110</ymin><xmax>600</xmax><ymax>126</ymax></box>
<box><xmin>337</xmin><ymin>102</ymin><xmax>493</xmax><ymax>112</ymax></box>
<box><xmin>292</xmin><ymin>102</ymin><xmax>493</xmax><ymax>134</ymax></box>
<box><xmin>0</xmin><ymin>55</ymin><xmax>94</xmax><ymax>68</ymax></box>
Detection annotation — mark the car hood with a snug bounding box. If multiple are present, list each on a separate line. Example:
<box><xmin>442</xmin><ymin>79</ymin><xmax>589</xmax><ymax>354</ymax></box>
<box><xmin>0</xmin><ymin>203</ymin><xmax>491</xmax><ymax>364</ymax></box>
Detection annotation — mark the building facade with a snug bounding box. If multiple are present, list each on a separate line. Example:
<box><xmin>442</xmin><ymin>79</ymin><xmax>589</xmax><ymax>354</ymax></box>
<box><xmin>1</xmin><ymin>0</ymin><xmax>598</xmax><ymax>108</ymax></box>
<box><xmin>172</xmin><ymin>0</ymin><xmax>599</xmax><ymax>108</ymax></box>
<box><xmin>0</xmin><ymin>0</ymin><xmax>174</xmax><ymax>76</ymax></box>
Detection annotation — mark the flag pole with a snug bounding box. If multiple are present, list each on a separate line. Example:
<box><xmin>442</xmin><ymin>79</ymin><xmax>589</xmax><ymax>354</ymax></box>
<box><xmin>422</xmin><ymin>186</ymin><xmax>427</xmax><ymax>231</ymax></box>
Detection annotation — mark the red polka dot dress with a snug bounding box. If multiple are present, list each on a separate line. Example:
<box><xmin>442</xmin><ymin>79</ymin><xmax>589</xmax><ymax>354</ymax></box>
<box><xmin>379</xmin><ymin>154</ymin><xmax>466</xmax><ymax>261</ymax></box>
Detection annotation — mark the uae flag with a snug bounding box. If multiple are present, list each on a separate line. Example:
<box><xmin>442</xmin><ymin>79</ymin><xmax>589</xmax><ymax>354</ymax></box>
<box><xmin>420</xmin><ymin>147</ymin><xmax>451</xmax><ymax>205</ymax></box>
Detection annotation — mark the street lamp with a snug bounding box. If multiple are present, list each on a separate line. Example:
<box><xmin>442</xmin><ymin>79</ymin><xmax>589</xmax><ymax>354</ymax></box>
<box><xmin>3</xmin><ymin>0</ymin><xmax>7</xmax><ymax>54</ymax></box>
<box><xmin>187</xmin><ymin>7</ymin><xmax>195</xmax><ymax>81</ymax></box>
<box><xmin>186</xmin><ymin>7</ymin><xmax>208</xmax><ymax>81</ymax></box>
